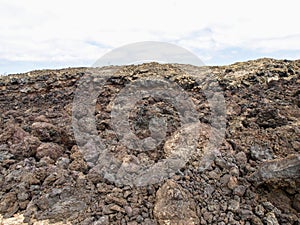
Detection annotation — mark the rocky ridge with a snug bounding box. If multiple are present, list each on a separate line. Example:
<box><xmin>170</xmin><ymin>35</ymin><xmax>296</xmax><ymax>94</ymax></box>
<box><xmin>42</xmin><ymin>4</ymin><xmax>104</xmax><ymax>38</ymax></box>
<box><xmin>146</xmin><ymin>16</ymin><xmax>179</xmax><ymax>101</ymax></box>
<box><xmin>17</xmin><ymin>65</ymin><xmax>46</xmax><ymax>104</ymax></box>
<box><xmin>0</xmin><ymin>58</ymin><xmax>299</xmax><ymax>224</ymax></box>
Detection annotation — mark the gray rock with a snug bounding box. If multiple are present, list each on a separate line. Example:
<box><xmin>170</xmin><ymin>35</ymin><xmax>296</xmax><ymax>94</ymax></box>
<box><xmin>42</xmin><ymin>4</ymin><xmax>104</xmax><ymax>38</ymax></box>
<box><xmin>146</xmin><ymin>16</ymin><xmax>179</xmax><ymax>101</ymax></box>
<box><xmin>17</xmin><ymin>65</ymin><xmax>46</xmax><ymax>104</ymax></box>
<box><xmin>235</xmin><ymin>151</ymin><xmax>247</xmax><ymax>165</ymax></box>
<box><xmin>249</xmin><ymin>154</ymin><xmax>300</xmax><ymax>183</ymax></box>
<box><xmin>264</xmin><ymin>212</ymin><xmax>279</xmax><ymax>225</ymax></box>
<box><xmin>233</xmin><ymin>185</ymin><xmax>247</xmax><ymax>197</ymax></box>
<box><xmin>255</xmin><ymin>204</ymin><xmax>265</xmax><ymax>217</ymax></box>
<box><xmin>250</xmin><ymin>144</ymin><xmax>273</xmax><ymax>161</ymax></box>
<box><xmin>228</xmin><ymin>199</ymin><xmax>240</xmax><ymax>212</ymax></box>
<box><xmin>93</xmin><ymin>216</ymin><xmax>109</xmax><ymax>225</ymax></box>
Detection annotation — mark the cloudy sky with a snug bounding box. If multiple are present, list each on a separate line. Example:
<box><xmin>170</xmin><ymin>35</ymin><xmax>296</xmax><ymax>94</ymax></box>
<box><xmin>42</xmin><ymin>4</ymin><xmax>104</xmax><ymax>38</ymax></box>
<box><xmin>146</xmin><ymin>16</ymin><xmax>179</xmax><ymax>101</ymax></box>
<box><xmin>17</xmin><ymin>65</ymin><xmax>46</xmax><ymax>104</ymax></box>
<box><xmin>0</xmin><ymin>0</ymin><xmax>299</xmax><ymax>74</ymax></box>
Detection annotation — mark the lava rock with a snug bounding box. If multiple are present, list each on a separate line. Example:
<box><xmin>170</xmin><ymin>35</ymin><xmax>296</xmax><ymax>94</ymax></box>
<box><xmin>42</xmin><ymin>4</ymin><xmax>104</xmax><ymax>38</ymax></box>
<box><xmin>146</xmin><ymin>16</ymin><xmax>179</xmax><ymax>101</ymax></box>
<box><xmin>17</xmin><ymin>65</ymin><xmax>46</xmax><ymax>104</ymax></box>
<box><xmin>31</xmin><ymin>122</ymin><xmax>62</xmax><ymax>143</ymax></box>
<box><xmin>36</xmin><ymin>142</ymin><xmax>64</xmax><ymax>161</ymax></box>
<box><xmin>153</xmin><ymin>180</ymin><xmax>199</xmax><ymax>225</ymax></box>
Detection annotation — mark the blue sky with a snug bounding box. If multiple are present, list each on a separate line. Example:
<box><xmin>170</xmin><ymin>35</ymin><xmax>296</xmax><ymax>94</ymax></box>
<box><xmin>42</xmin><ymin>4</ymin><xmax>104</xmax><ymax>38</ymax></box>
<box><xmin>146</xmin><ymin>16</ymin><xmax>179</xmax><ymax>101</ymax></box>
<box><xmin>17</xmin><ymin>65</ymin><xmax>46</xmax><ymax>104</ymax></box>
<box><xmin>0</xmin><ymin>0</ymin><xmax>299</xmax><ymax>74</ymax></box>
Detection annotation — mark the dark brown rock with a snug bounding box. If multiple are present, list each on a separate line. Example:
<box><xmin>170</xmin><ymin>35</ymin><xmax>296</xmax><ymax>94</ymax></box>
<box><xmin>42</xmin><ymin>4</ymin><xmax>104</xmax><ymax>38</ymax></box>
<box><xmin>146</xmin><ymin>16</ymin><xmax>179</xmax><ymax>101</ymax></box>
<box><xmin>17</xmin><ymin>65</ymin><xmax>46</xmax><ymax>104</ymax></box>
<box><xmin>0</xmin><ymin>124</ymin><xmax>41</xmax><ymax>159</ymax></box>
<box><xmin>31</xmin><ymin>122</ymin><xmax>62</xmax><ymax>143</ymax></box>
<box><xmin>0</xmin><ymin>192</ymin><xmax>18</xmax><ymax>217</ymax></box>
<box><xmin>292</xmin><ymin>194</ymin><xmax>300</xmax><ymax>211</ymax></box>
<box><xmin>36</xmin><ymin>142</ymin><xmax>64</xmax><ymax>160</ymax></box>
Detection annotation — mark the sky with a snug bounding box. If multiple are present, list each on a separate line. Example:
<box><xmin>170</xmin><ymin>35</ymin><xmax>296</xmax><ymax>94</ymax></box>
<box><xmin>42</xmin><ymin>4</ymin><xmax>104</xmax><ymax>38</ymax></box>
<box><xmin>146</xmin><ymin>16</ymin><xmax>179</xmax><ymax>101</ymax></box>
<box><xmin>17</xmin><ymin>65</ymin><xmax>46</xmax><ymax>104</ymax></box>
<box><xmin>0</xmin><ymin>0</ymin><xmax>299</xmax><ymax>74</ymax></box>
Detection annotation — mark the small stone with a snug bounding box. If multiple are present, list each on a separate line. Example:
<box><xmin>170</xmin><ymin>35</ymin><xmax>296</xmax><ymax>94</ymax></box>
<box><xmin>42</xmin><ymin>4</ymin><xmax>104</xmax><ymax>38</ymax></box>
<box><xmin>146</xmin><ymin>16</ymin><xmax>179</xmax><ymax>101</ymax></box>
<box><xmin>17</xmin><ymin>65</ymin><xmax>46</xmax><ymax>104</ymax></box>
<box><xmin>233</xmin><ymin>185</ymin><xmax>247</xmax><ymax>197</ymax></box>
<box><xmin>220</xmin><ymin>174</ymin><xmax>231</xmax><ymax>186</ymax></box>
<box><xmin>264</xmin><ymin>212</ymin><xmax>279</xmax><ymax>225</ymax></box>
<box><xmin>82</xmin><ymin>217</ymin><xmax>95</xmax><ymax>225</ymax></box>
<box><xmin>55</xmin><ymin>157</ymin><xmax>70</xmax><ymax>169</ymax></box>
<box><xmin>228</xmin><ymin>199</ymin><xmax>240</xmax><ymax>212</ymax></box>
<box><xmin>235</xmin><ymin>151</ymin><xmax>247</xmax><ymax>165</ymax></box>
<box><xmin>203</xmin><ymin>212</ymin><xmax>213</xmax><ymax>223</ymax></box>
<box><xmin>110</xmin><ymin>204</ymin><xmax>125</xmax><ymax>213</ymax></box>
<box><xmin>240</xmin><ymin>209</ymin><xmax>253</xmax><ymax>220</ymax></box>
<box><xmin>17</xmin><ymin>192</ymin><xmax>29</xmax><ymax>201</ymax></box>
<box><xmin>107</xmin><ymin>194</ymin><xmax>127</xmax><ymax>206</ymax></box>
<box><xmin>255</xmin><ymin>205</ymin><xmax>265</xmax><ymax>217</ymax></box>
<box><xmin>93</xmin><ymin>216</ymin><xmax>109</xmax><ymax>225</ymax></box>
<box><xmin>127</xmin><ymin>221</ymin><xmax>138</xmax><ymax>225</ymax></box>
<box><xmin>124</xmin><ymin>191</ymin><xmax>132</xmax><ymax>198</ymax></box>
<box><xmin>68</xmin><ymin>145</ymin><xmax>88</xmax><ymax>172</ymax></box>
<box><xmin>227</xmin><ymin>176</ymin><xmax>238</xmax><ymax>190</ymax></box>
<box><xmin>208</xmin><ymin>170</ymin><xmax>220</xmax><ymax>179</ymax></box>
<box><xmin>215</xmin><ymin>157</ymin><xmax>227</xmax><ymax>169</ymax></box>
<box><xmin>251</xmin><ymin>216</ymin><xmax>264</xmax><ymax>225</ymax></box>
<box><xmin>18</xmin><ymin>200</ymin><xmax>29</xmax><ymax>210</ymax></box>
<box><xmin>102</xmin><ymin>205</ymin><xmax>113</xmax><ymax>215</ymax></box>
<box><xmin>143</xmin><ymin>218</ymin><xmax>156</xmax><ymax>225</ymax></box>
<box><xmin>136</xmin><ymin>215</ymin><xmax>144</xmax><ymax>223</ymax></box>
<box><xmin>204</xmin><ymin>184</ymin><xmax>215</xmax><ymax>197</ymax></box>
<box><xmin>39</xmin><ymin>156</ymin><xmax>55</xmax><ymax>165</ymax></box>
<box><xmin>229</xmin><ymin>166</ymin><xmax>239</xmax><ymax>177</ymax></box>
<box><xmin>34</xmin><ymin>115</ymin><xmax>49</xmax><ymax>123</ymax></box>
<box><xmin>262</xmin><ymin>202</ymin><xmax>275</xmax><ymax>211</ymax></box>
<box><xmin>124</xmin><ymin>205</ymin><xmax>133</xmax><ymax>217</ymax></box>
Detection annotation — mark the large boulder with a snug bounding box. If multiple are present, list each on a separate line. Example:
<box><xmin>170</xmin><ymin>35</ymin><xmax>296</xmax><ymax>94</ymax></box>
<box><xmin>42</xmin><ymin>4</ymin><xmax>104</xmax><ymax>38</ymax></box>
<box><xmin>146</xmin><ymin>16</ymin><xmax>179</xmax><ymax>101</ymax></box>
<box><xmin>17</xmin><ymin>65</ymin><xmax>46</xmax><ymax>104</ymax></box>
<box><xmin>154</xmin><ymin>180</ymin><xmax>199</xmax><ymax>225</ymax></box>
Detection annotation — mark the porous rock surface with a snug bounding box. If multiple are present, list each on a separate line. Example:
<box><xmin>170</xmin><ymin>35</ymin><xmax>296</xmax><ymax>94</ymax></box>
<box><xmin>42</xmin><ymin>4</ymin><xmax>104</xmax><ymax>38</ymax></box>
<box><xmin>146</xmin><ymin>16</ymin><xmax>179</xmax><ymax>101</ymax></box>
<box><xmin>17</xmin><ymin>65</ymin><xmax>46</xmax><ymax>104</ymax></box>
<box><xmin>0</xmin><ymin>58</ymin><xmax>299</xmax><ymax>224</ymax></box>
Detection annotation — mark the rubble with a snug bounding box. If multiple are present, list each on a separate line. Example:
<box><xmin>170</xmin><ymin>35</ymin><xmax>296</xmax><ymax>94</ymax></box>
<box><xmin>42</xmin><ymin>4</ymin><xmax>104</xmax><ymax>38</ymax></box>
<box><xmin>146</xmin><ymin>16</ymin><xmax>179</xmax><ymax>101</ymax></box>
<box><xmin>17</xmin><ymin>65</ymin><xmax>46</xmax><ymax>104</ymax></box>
<box><xmin>0</xmin><ymin>58</ymin><xmax>299</xmax><ymax>224</ymax></box>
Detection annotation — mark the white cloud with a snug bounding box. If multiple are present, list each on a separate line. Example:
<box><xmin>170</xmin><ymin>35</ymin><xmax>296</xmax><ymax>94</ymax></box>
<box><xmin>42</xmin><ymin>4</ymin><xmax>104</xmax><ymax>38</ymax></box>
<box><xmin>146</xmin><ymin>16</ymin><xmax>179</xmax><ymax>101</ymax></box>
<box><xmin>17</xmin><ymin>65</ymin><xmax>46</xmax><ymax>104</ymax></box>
<box><xmin>0</xmin><ymin>0</ymin><xmax>299</xmax><ymax>72</ymax></box>
<box><xmin>244</xmin><ymin>34</ymin><xmax>300</xmax><ymax>52</ymax></box>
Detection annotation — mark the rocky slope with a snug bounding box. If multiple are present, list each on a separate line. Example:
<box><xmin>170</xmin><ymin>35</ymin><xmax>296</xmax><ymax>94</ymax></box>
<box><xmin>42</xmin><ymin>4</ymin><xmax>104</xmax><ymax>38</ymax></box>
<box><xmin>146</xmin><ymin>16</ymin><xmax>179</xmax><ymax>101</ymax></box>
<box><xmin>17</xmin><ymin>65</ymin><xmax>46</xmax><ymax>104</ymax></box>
<box><xmin>0</xmin><ymin>58</ymin><xmax>299</xmax><ymax>224</ymax></box>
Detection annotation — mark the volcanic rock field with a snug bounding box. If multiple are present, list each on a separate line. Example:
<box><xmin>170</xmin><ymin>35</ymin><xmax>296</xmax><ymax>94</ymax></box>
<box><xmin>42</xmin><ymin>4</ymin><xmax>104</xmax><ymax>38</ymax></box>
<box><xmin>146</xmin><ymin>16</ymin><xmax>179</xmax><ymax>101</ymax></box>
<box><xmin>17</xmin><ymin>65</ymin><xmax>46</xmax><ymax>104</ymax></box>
<box><xmin>0</xmin><ymin>58</ymin><xmax>299</xmax><ymax>224</ymax></box>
